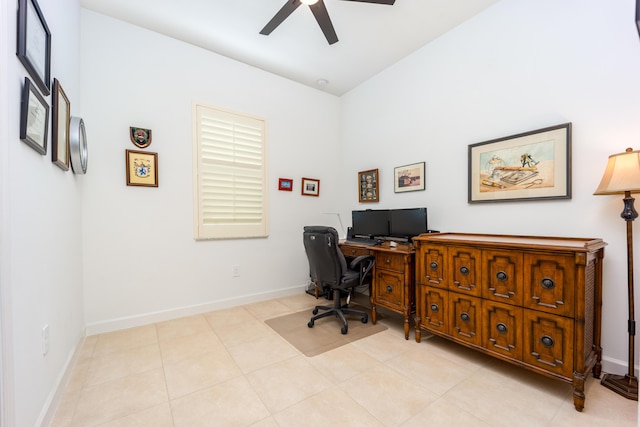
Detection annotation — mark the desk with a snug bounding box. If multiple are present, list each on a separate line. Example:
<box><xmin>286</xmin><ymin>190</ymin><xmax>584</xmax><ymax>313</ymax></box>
<box><xmin>340</xmin><ymin>241</ymin><xmax>415</xmax><ymax>339</ymax></box>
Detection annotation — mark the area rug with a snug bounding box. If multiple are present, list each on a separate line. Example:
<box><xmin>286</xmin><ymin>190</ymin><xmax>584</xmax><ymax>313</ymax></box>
<box><xmin>265</xmin><ymin>305</ymin><xmax>387</xmax><ymax>357</ymax></box>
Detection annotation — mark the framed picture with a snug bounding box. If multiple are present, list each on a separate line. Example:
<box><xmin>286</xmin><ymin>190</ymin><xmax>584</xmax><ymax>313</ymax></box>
<box><xmin>17</xmin><ymin>0</ymin><xmax>51</xmax><ymax>96</ymax></box>
<box><xmin>52</xmin><ymin>79</ymin><xmax>70</xmax><ymax>171</ymax></box>
<box><xmin>301</xmin><ymin>177</ymin><xmax>320</xmax><ymax>196</ymax></box>
<box><xmin>126</xmin><ymin>149</ymin><xmax>158</xmax><ymax>187</ymax></box>
<box><xmin>278</xmin><ymin>178</ymin><xmax>293</xmax><ymax>191</ymax></box>
<box><xmin>394</xmin><ymin>162</ymin><xmax>425</xmax><ymax>193</ymax></box>
<box><xmin>19</xmin><ymin>77</ymin><xmax>48</xmax><ymax>155</ymax></box>
<box><xmin>358</xmin><ymin>168</ymin><xmax>379</xmax><ymax>202</ymax></box>
<box><xmin>468</xmin><ymin>123</ymin><xmax>571</xmax><ymax>203</ymax></box>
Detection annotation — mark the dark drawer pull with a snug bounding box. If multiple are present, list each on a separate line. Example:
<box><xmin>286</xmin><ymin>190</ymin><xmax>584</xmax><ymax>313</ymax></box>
<box><xmin>541</xmin><ymin>278</ymin><xmax>555</xmax><ymax>289</ymax></box>
<box><xmin>460</xmin><ymin>266</ymin><xmax>469</xmax><ymax>275</ymax></box>
<box><xmin>430</xmin><ymin>261</ymin><xmax>438</xmax><ymax>270</ymax></box>
<box><xmin>496</xmin><ymin>271</ymin><xmax>508</xmax><ymax>282</ymax></box>
<box><xmin>496</xmin><ymin>323</ymin><xmax>508</xmax><ymax>334</ymax></box>
<box><xmin>541</xmin><ymin>335</ymin><xmax>555</xmax><ymax>348</ymax></box>
<box><xmin>386</xmin><ymin>285</ymin><xmax>393</xmax><ymax>293</ymax></box>
<box><xmin>430</xmin><ymin>303</ymin><xmax>439</xmax><ymax>313</ymax></box>
<box><xmin>460</xmin><ymin>312</ymin><xmax>470</xmax><ymax>322</ymax></box>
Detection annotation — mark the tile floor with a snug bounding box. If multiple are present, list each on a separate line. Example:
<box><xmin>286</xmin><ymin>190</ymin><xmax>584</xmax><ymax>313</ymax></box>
<box><xmin>51</xmin><ymin>292</ymin><xmax>638</xmax><ymax>426</ymax></box>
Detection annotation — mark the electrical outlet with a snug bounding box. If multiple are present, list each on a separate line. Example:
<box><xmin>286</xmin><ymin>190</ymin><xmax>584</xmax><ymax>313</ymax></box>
<box><xmin>232</xmin><ymin>265</ymin><xmax>240</xmax><ymax>277</ymax></box>
<box><xmin>42</xmin><ymin>324</ymin><xmax>49</xmax><ymax>355</ymax></box>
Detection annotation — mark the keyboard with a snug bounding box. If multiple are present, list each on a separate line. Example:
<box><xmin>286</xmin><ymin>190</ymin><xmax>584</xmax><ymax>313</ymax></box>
<box><xmin>345</xmin><ymin>238</ymin><xmax>381</xmax><ymax>246</ymax></box>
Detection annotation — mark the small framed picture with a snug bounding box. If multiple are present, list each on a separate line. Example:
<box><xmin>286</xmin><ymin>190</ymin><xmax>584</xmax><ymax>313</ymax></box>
<box><xmin>301</xmin><ymin>177</ymin><xmax>320</xmax><ymax>196</ymax></box>
<box><xmin>126</xmin><ymin>149</ymin><xmax>158</xmax><ymax>187</ymax></box>
<box><xmin>394</xmin><ymin>162</ymin><xmax>425</xmax><ymax>193</ymax></box>
<box><xmin>19</xmin><ymin>77</ymin><xmax>49</xmax><ymax>155</ymax></box>
<box><xmin>17</xmin><ymin>0</ymin><xmax>51</xmax><ymax>96</ymax></box>
<box><xmin>358</xmin><ymin>168</ymin><xmax>379</xmax><ymax>203</ymax></box>
<box><xmin>52</xmin><ymin>78</ymin><xmax>70</xmax><ymax>171</ymax></box>
<box><xmin>278</xmin><ymin>178</ymin><xmax>293</xmax><ymax>191</ymax></box>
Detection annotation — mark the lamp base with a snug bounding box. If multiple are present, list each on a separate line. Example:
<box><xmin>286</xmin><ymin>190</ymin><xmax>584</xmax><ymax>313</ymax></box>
<box><xmin>601</xmin><ymin>373</ymin><xmax>639</xmax><ymax>400</ymax></box>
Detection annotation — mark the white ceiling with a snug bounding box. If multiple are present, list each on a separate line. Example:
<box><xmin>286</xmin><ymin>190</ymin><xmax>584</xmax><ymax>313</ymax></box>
<box><xmin>80</xmin><ymin>0</ymin><xmax>500</xmax><ymax>96</ymax></box>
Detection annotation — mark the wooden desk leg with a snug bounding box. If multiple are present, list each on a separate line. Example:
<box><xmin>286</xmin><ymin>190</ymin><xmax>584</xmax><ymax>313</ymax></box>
<box><xmin>370</xmin><ymin>294</ymin><xmax>378</xmax><ymax>324</ymax></box>
<box><xmin>414</xmin><ymin>317</ymin><xmax>422</xmax><ymax>343</ymax></box>
<box><xmin>403</xmin><ymin>306</ymin><xmax>410</xmax><ymax>340</ymax></box>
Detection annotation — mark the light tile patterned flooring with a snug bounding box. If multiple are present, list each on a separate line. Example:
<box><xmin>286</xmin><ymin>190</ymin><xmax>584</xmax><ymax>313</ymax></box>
<box><xmin>51</xmin><ymin>292</ymin><xmax>638</xmax><ymax>426</ymax></box>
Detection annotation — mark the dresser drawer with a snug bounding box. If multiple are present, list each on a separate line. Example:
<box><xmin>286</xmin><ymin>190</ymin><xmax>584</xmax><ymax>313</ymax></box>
<box><xmin>449</xmin><ymin>292</ymin><xmax>482</xmax><ymax>346</ymax></box>
<box><xmin>448</xmin><ymin>246</ymin><xmax>482</xmax><ymax>296</ymax></box>
<box><xmin>416</xmin><ymin>285</ymin><xmax>448</xmax><ymax>333</ymax></box>
<box><xmin>523</xmin><ymin>309</ymin><xmax>574</xmax><ymax>378</ymax></box>
<box><xmin>523</xmin><ymin>253</ymin><xmax>575</xmax><ymax>317</ymax></box>
<box><xmin>482</xmin><ymin>249</ymin><xmax>524</xmax><ymax>305</ymax></box>
<box><xmin>483</xmin><ymin>299</ymin><xmax>523</xmax><ymax>360</ymax></box>
<box><xmin>375</xmin><ymin>252</ymin><xmax>406</xmax><ymax>273</ymax></box>
<box><xmin>417</xmin><ymin>245</ymin><xmax>446</xmax><ymax>288</ymax></box>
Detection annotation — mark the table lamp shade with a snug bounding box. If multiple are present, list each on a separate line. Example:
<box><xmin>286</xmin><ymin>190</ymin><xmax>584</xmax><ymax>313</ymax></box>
<box><xmin>594</xmin><ymin>148</ymin><xmax>640</xmax><ymax>195</ymax></box>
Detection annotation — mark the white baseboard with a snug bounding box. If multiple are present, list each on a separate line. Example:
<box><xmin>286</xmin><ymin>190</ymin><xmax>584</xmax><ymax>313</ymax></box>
<box><xmin>600</xmin><ymin>354</ymin><xmax>638</xmax><ymax>377</ymax></box>
<box><xmin>37</xmin><ymin>333</ymin><xmax>85</xmax><ymax>427</ymax></box>
<box><xmin>85</xmin><ymin>285</ymin><xmax>306</xmax><ymax>336</ymax></box>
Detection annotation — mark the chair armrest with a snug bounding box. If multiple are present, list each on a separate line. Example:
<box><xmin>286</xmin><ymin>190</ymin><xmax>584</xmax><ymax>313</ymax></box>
<box><xmin>349</xmin><ymin>255</ymin><xmax>375</xmax><ymax>286</ymax></box>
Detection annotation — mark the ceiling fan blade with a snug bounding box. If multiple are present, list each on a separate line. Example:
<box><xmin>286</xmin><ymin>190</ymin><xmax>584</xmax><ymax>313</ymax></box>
<box><xmin>340</xmin><ymin>0</ymin><xmax>396</xmax><ymax>4</ymax></box>
<box><xmin>260</xmin><ymin>0</ymin><xmax>302</xmax><ymax>36</ymax></box>
<box><xmin>310</xmin><ymin>1</ymin><xmax>338</xmax><ymax>45</ymax></box>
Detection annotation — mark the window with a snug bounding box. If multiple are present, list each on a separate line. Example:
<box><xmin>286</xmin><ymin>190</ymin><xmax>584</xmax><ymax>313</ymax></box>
<box><xmin>193</xmin><ymin>103</ymin><xmax>268</xmax><ymax>239</ymax></box>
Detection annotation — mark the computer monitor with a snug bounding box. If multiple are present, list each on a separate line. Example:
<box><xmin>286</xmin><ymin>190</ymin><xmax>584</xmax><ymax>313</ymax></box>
<box><xmin>351</xmin><ymin>209</ymin><xmax>389</xmax><ymax>238</ymax></box>
<box><xmin>389</xmin><ymin>208</ymin><xmax>428</xmax><ymax>239</ymax></box>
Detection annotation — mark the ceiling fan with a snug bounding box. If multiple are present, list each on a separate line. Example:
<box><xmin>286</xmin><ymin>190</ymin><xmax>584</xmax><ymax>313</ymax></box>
<box><xmin>260</xmin><ymin>0</ymin><xmax>396</xmax><ymax>45</ymax></box>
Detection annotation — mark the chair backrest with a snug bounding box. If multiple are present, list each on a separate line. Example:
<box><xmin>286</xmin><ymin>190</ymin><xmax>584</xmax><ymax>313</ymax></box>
<box><xmin>303</xmin><ymin>226</ymin><xmax>347</xmax><ymax>288</ymax></box>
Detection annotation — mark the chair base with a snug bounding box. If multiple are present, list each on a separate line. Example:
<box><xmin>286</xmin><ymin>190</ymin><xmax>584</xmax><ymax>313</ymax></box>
<box><xmin>308</xmin><ymin>289</ymin><xmax>368</xmax><ymax>334</ymax></box>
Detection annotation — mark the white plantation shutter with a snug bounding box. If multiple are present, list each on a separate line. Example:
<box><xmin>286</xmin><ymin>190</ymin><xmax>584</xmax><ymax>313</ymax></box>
<box><xmin>194</xmin><ymin>103</ymin><xmax>268</xmax><ymax>239</ymax></box>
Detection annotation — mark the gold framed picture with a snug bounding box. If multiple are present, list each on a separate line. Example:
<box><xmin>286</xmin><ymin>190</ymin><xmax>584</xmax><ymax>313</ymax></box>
<box><xmin>126</xmin><ymin>149</ymin><xmax>158</xmax><ymax>187</ymax></box>
<box><xmin>358</xmin><ymin>168</ymin><xmax>379</xmax><ymax>203</ymax></box>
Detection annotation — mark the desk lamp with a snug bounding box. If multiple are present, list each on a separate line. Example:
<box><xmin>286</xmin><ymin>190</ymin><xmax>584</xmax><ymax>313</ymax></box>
<box><xmin>594</xmin><ymin>147</ymin><xmax>640</xmax><ymax>400</ymax></box>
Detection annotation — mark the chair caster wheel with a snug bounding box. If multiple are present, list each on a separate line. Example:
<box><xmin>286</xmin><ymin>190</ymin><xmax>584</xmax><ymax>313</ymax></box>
<box><xmin>312</xmin><ymin>308</ymin><xmax>319</xmax><ymax>315</ymax></box>
<box><xmin>308</xmin><ymin>320</ymin><xmax>314</xmax><ymax>328</ymax></box>
<box><xmin>341</xmin><ymin>325</ymin><xmax>348</xmax><ymax>334</ymax></box>
<box><xmin>361</xmin><ymin>315</ymin><xmax>368</xmax><ymax>323</ymax></box>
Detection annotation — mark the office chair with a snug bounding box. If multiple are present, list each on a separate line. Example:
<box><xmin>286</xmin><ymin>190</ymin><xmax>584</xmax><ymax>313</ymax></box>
<box><xmin>303</xmin><ymin>226</ymin><xmax>374</xmax><ymax>334</ymax></box>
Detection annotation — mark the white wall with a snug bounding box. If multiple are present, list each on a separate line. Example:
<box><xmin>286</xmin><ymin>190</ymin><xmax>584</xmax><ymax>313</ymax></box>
<box><xmin>80</xmin><ymin>10</ymin><xmax>342</xmax><ymax>333</ymax></box>
<box><xmin>341</xmin><ymin>0</ymin><xmax>640</xmax><ymax>374</ymax></box>
<box><xmin>2</xmin><ymin>0</ymin><xmax>85</xmax><ymax>425</ymax></box>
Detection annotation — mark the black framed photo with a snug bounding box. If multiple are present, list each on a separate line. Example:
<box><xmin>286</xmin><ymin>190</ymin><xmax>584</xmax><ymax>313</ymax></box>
<box><xmin>20</xmin><ymin>77</ymin><xmax>49</xmax><ymax>155</ymax></box>
<box><xmin>468</xmin><ymin>123</ymin><xmax>572</xmax><ymax>203</ymax></box>
<box><xmin>52</xmin><ymin>79</ymin><xmax>70</xmax><ymax>171</ymax></box>
<box><xmin>17</xmin><ymin>0</ymin><xmax>51</xmax><ymax>96</ymax></box>
<box><xmin>636</xmin><ymin>0</ymin><xmax>640</xmax><ymax>40</ymax></box>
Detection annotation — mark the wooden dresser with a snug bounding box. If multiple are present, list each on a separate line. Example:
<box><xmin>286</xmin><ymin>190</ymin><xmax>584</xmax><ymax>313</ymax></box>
<box><xmin>340</xmin><ymin>242</ymin><xmax>415</xmax><ymax>339</ymax></box>
<box><xmin>413</xmin><ymin>232</ymin><xmax>606</xmax><ymax>412</ymax></box>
